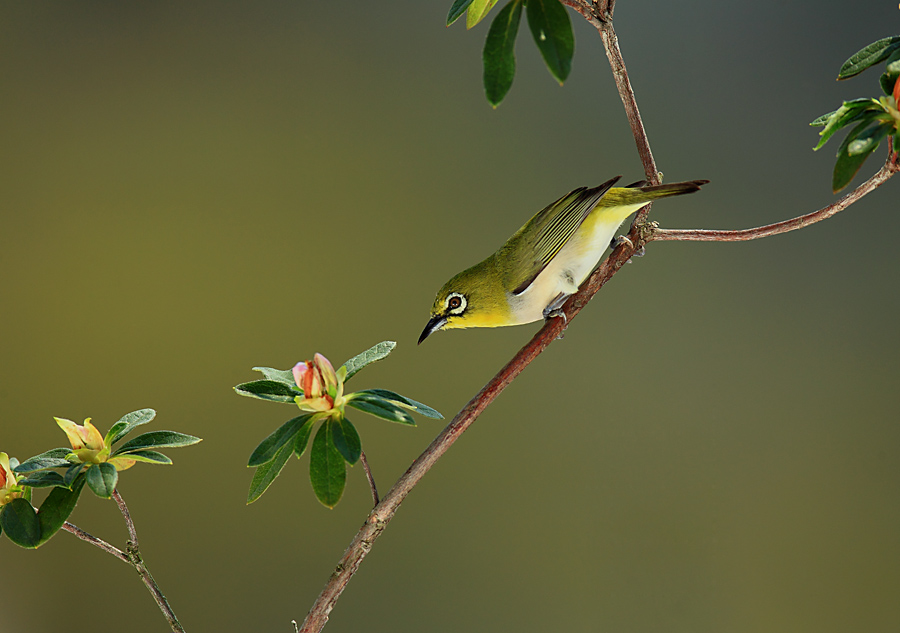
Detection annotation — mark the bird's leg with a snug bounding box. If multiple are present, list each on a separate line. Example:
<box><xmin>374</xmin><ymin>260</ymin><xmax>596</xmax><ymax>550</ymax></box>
<box><xmin>543</xmin><ymin>294</ymin><xmax>569</xmax><ymax>339</ymax></box>
<box><xmin>610</xmin><ymin>235</ymin><xmax>633</xmax><ymax>250</ymax></box>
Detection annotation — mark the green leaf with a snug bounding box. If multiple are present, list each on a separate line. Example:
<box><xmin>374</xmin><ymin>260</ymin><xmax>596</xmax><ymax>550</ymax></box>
<box><xmin>879</xmin><ymin>48</ymin><xmax>900</xmax><ymax>95</ymax></box>
<box><xmin>330</xmin><ymin>418</ymin><xmax>362</xmax><ymax>465</ymax></box>
<box><xmin>247</xmin><ymin>441</ymin><xmax>295</xmax><ymax>504</ymax></box>
<box><xmin>113</xmin><ymin>430</ymin><xmax>201</xmax><ymax>455</ymax></box>
<box><xmin>483</xmin><ymin>0</ymin><xmax>523</xmax><ymax>107</ymax></box>
<box><xmin>812</xmin><ymin>99</ymin><xmax>881</xmax><ymax>150</ymax></box>
<box><xmin>346</xmin><ymin>395</ymin><xmax>416</xmax><ymax>426</ymax></box>
<box><xmin>847</xmin><ymin>120</ymin><xmax>893</xmax><ymax>156</ymax></box>
<box><xmin>14</xmin><ymin>454</ymin><xmax>72</xmax><ymax>473</ymax></box>
<box><xmin>122</xmin><ymin>450</ymin><xmax>173</xmax><ymax>465</ymax></box>
<box><xmin>447</xmin><ymin>0</ymin><xmax>476</xmax><ymax>26</ymax></box>
<box><xmin>251</xmin><ymin>366</ymin><xmax>298</xmax><ymax>389</ymax></box>
<box><xmin>352</xmin><ymin>388</ymin><xmax>443</xmax><ymax>419</ymax></box>
<box><xmin>63</xmin><ymin>463</ymin><xmax>85</xmax><ymax>487</ymax></box>
<box><xmin>526</xmin><ymin>0</ymin><xmax>574</xmax><ymax>85</ymax></box>
<box><xmin>294</xmin><ymin>417</ymin><xmax>315</xmax><ymax>458</ymax></box>
<box><xmin>37</xmin><ymin>476</ymin><xmax>86</xmax><ymax>545</ymax></box>
<box><xmin>810</xmin><ymin>109</ymin><xmax>837</xmax><ymax>127</ymax></box>
<box><xmin>309</xmin><ymin>423</ymin><xmax>346</xmax><ymax>508</ymax></box>
<box><xmin>18</xmin><ymin>471</ymin><xmax>68</xmax><ymax>488</ymax></box>
<box><xmin>0</xmin><ymin>499</ymin><xmax>41</xmax><ymax>548</ymax></box>
<box><xmin>105</xmin><ymin>408</ymin><xmax>156</xmax><ymax>446</ymax></box>
<box><xmin>838</xmin><ymin>36</ymin><xmax>900</xmax><ymax>79</ymax></box>
<box><xmin>467</xmin><ymin>0</ymin><xmax>500</xmax><ymax>29</ymax></box>
<box><xmin>341</xmin><ymin>341</ymin><xmax>396</xmax><ymax>381</ymax></box>
<box><xmin>234</xmin><ymin>379</ymin><xmax>300</xmax><ymax>403</ymax></box>
<box><xmin>85</xmin><ymin>463</ymin><xmax>118</xmax><ymax>499</ymax></box>
<box><xmin>832</xmin><ymin>120</ymin><xmax>893</xmax><ymax>192</ymax></box>
<box><xmin>248</xmin><ymin>414</ymin><xmax>313</xmax><ymax>467</ymax></box>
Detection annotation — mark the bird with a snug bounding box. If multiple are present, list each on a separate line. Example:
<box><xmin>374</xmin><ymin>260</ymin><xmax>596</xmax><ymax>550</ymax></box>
<box><xmin>418</xmin><ymin>175</ymin><xmax>708</xmax><ymax>344</ymax></box>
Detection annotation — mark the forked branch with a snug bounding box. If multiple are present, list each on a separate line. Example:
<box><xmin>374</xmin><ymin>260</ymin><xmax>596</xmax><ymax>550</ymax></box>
<box><xmin>297</xmin><ymin>7</ymin><xmax>896</xmax><ymax>633</ymax></box>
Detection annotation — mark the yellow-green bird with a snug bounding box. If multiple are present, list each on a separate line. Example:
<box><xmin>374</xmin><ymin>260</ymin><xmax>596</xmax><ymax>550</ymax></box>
<box><xmin>418</xmin><ymin>175</ymin><xmax>708</xmax><ymax>344</ymax></box>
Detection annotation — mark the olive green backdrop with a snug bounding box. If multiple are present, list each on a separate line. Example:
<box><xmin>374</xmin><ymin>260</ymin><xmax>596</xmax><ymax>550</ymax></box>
<box><xmin>1</xmin><ymin>1</ymin><xmax>898</xmax><ymax>632</ymax></box>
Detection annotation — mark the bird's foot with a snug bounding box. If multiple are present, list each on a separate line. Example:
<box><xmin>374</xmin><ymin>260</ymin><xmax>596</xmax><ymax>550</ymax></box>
<box><xmin>610</xmin><ymin>235</ymin><xmax>633</xmax><ymax>250</ymax></box>
<box><xmin>543</xmin><ymin>297</ymin><xmax>568</xmax><ymax>339</ymax></box>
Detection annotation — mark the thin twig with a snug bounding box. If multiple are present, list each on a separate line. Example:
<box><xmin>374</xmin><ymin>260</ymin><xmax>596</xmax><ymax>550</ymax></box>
<box><xmin>651</xmin><ymin>154</ymin><xmax>899</xmax><ymax>242</ymax></box>
<box><xmin>359</xmin><ymin>450</ymin><xmax>379</xmax><ymax>506</ymax></box>
<box><xmin>61</xmin><ymin>521</ymin><xmax>129</xmax><ymax>562</ymax></box>
<box><xmin>112</xmin><ymin>487</ymin><xmax>139</xmax><ymax>548</ymax></box>
<box><xmin>111</xmin><ymin>489</ymin><xmax>187</xmax><ymax>633</ymax></box>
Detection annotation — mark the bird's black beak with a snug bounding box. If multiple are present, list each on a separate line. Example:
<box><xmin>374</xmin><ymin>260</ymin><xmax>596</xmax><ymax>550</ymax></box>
<box><xmin>418</xmin><ymin>315</ymin><xmax>447</xmax><ymax>345</ymax></box>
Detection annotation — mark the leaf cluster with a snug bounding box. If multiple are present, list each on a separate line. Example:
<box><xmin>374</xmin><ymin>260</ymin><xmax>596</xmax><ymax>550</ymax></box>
<box><xmin>812</xmin><ymin>36</ymin><xmax>900</xmax><ymax>192</ymax></box>
<box><xmin>448</xmin><ymin>0</ymin><xmax>575</xmax><ymax>107</ymax></box>
<box><xmin>1</xmin><ymin>409</ymin><xmax>200</xmax><ymax>548</ymax></box>
<box><xmin>235</xmin><ymin>342</ymin><xmax>443</xmax><ymax>508</ymax></box>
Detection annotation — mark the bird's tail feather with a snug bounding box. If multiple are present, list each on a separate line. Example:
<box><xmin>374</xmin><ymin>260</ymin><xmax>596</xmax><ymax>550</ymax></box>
<box><xmin>601</xmin><ymin>179</ymin><xmax>708</xmax><ymax>207</ymax></box>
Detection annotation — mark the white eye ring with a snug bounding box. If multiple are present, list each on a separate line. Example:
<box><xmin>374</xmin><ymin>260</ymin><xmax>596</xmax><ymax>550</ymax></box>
<box><xmin>446</xmin><ymin>292</ymin><xmax>467</xmax><ymax>315</ymax></box>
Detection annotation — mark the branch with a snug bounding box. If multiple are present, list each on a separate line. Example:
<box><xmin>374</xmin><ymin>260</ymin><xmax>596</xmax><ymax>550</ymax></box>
<box><xmin>299</xmin><ymin>6</ymin><xmax>895</xmax><ymax>632</ymax></box>
<box><xmin>651</xmin><ymin>152</ymin><xmax>899</xmax><ymax>243</ymax></box>
<box><xmin>112</xmin><ymin>489</ymin><xmax>187</xmax><ymax>633</ymax></box>
<box><xmin>298</xmin><ymin>233</ymin><xmax>640</xmax><ymax>633</ymax></box>
<box><xmin>359</xmin><ymin>450</ymin><xmax>380</xmax><ymax>506</ymax></box>
<box><xmin>61</xmin><ymin>521</ymin><xmax>128</xmax><ymax>562</ymax></box>
<box><xmin>299</xmin><ymin>7</ymin><xmax>656</xmax><ymax>633</ymax></box>
<box><xmin>561</xmin><ymin>0</ymin><xmax>658</xmax><ymax>219</ymax></box>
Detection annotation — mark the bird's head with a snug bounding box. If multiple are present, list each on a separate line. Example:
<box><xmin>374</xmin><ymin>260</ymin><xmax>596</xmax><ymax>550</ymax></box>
<box><xmin>418</xmin><ymin>264</ymin><xmax>510</xmax><ymax>344</ymax></box>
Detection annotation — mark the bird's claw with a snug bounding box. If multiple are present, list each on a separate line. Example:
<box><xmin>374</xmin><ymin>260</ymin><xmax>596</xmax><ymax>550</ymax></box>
<box><xmin>611</xmin><ymin>235</ymin><xmax>633</xmax><ymax>250</ymax></box>
<box><xmin>542</xmin><ymin>306</ymin><xmax>568</xmax><ymax>339</ymax></box>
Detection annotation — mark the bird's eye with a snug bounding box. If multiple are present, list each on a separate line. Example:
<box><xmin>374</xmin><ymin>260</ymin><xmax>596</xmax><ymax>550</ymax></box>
<box><xmin>446</xmin><ymin>293</ymin><xmax>466</xmax><ymax>314</ymax></box>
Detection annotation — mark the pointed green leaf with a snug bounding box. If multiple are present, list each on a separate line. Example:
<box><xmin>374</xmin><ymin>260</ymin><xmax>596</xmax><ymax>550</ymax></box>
<box><xmin>105</xmin><ymin>409</ymin><xmax>156</xmax><ymax>446</ymax></box>
<box><xmin>251</xmin><ymin>366</ymin><xmax>299</xmax><ymax>389</ymax></box>
<box><xmin>838</xmin><ymin>36</ymin><xmax>900</xmax><ymax>79</ymax></box>
<box><xmin>37</xmin><ymin>476</ymin><xmax>86</xmax><ymax>545</ymax></box>
<box><xmin>86</xmin><ymin>463</ymin><xmax>118</xmax><ymax>499</ymax></box>
<box><xmin>526</xmin><ymin>0</ymin><xmax>574</xmax><ymax>84</ymax></box>
<box><xmin>483</xmin><ymin>0</ymin><xmax>523</xmax><ymax>107</ymax></box>
<box><xmin>813</xmin><ymin>99</ymin><xmax>881</xmax><ymax>150</ymax></box>
<box><xmin>122</xmin><ymin>450</ymin><xmax>173</xmax><ymax>465</ymax></box>
<box><xmin>247</xmin><ymin>440</ymin><xmax>295</xmax><ymax>504</ymax></box>
<box><xmin>14</xmin><ymin>454</ymin><xmax>72</xmax><ymax>474</ymax></box>
<box><xmin>832</xmin><ymin>120</ymin><xmax>893</xmax><ymax>192</ymax></box>
<box><xmin>63</xmin><ymin>463</ymin><xmax>85</xmax><ymax>487</ymax></box>
<box><xmin>294</xmin><ymin>417</ymin><xmax>315</xmax><ymax>458</ymax></box>
<box><xmin>447</xmin><ymin>0</ymin><xmax>476</xmax><ymax>26</ymax></box>
<box><xmin>112</xmin><ymin>430</ymin><xmax>201</xmax><ymax>455</ymax></box>
<box><xmin>330</xmin><ymin>418</ymin><xmax>362</xmax><ymax>465</ymax></box>
<box><xmin>467</xmin><ymin>0</ymin><xmax>500</xmax><ymax>29</ymax></box>
<box><xmin>810</xmin><ymin>108</ymin><xmax>837</xmax><ymax>127</ymax></box>
<box><xmin>0</xmin><ymin>499</ymin><xmax>41</xmax><ymax>548</ymax></box>
<box><xmin>352</xmin><ymin>388</ymin><xmax>444</xmax><ymax>419</ymax></box>
<box><xmin>340</xmin><ymin>341</ymin><xmax>396</xmax><ymax>381</ymax></box>
<box><xmin>879</xmin><ymin>48</ymin><xmax>900</xmax><ymax>95</ymax></box>
<box><xmin>309</xmin><ymin>423</ymin><xmax>346</xmax><ymax>508</ymax></box>
<box><xmin>347</xmin><ymin>395</ymin><xmax>416</xmax><ymax>426</ymax></box>
<box><xmin>847</xmin><ymin>120</ymin><xmax>893</xmax><ymax>156</ymax></box>
<box><xmin>18</xmin><ymin>471</ymin><xmax>68</xmax><ymax>488</ymax></box>
<box><xmin>248</xmin><ymin>414</ymin><xmax>313</xmax><ymax>467</ymax></box>
<box><xmin>14</xmin><ymin>448</ymin><xmax>71</xmax><ymax>474</ymax></box>
<box><xmin>234</xmin><ymin>379</ymin><xmax>300</xmax><ymax>403</ymax></box>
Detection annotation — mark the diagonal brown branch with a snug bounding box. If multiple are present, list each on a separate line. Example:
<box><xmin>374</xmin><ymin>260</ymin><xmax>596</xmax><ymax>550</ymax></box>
<box><xmin>297</xmin><ymin>6</ymin><xmax>896</xmax><ymax>633</ymax></box>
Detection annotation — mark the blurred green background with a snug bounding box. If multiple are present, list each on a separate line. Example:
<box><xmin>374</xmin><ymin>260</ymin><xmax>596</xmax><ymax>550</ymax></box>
<box><xmin>2</xmin><ymin>1</ymin><xmax>898</xmax><ymax>632</ymax></box>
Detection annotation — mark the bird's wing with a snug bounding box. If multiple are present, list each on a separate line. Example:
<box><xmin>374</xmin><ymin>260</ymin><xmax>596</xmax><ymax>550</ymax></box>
<box><xmin>507</xmin><ymin>175</ymin><xmax>621</xmax><ymax>295</ymax></box>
